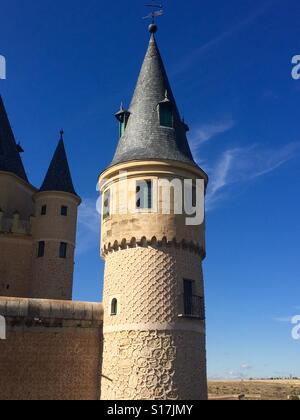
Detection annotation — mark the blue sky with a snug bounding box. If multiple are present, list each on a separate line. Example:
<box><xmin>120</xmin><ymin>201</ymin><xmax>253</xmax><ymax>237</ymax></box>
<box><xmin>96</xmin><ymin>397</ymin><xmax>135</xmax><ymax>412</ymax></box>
<box><xmin>1</xmin><ymin>0</ymin><xmax>300</xmax><ymax>379</ymax></box>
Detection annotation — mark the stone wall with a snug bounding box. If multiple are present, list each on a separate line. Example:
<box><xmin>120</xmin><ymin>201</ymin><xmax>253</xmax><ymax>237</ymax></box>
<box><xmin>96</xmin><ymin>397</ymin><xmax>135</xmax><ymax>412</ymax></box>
<box><xmin>0</xmin><ymin>298</ymin><xmax>103</xmax><ymax>400</ymax></box>
<box><xmin>30</xmin><ymin>241</ymin><xmax>75</xmax><ymax>300</ymax></box>
<box><xmin>0</xmin><ymin>172</ymin><xmax>35</xmax><ymax>298</ymax></box>
<box><xmin>100</xmin><ymin>160</ymin><xmax>207</xmax><ymax>257</ymax></box>
<box><xmin>0</xmin><ymin>237</ymin><xmax>33</xmax><ymax>298</ymax></box>
<box><xmin>102</xmin><ymin>329</ymin><xmax>207</xmax><ymax>400</ymax></box>
<box><xmin>101</xmin><ymin>246</ymin><xmax>207</xmax><ymax>400</ymax></box>
<box><xmin>0</xmin><ymin>172</ymin><xmax>36</xmax><ymax>220</ymax></box>
<box><xmin>100</xmin><ymin>159</ymin><xmax>208</xmax><ymax>401</ymax></box>
<box><xmin>30</xmin><ymin>191</ymin><xmax>80</xmax><ymax>300</ymax></box>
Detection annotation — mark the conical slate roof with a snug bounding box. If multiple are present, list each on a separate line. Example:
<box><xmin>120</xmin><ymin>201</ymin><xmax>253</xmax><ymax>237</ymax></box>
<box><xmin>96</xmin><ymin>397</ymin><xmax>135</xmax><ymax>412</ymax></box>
<box><xmin>0</xmin><ymin>96</ymin><xmax>28</xmax><ymax>181</ymax></box>
<box><xmin>111</xmin><ymin>34</ymin><xmax>196</xmax><ymax>166</ymax></box>
<box><xmin>40</xmin><ymin>136</ymin><xmax>77</xmax><ymax>196</ymax></box>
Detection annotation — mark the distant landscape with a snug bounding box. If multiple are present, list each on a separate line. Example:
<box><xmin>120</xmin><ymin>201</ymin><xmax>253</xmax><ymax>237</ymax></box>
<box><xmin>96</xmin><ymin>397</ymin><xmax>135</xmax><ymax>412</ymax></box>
<box><xmin>208</xmin><ymin>380</ymin><xmax>300</xmax><ymax>400</ymax></box>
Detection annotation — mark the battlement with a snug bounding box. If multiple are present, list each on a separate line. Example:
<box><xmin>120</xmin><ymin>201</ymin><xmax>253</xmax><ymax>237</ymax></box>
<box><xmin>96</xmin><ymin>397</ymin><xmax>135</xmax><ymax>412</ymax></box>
<box><xmin>0</xmin><ymin>211</ymin><xmax>32</xmax><ymax>236</ymax></box>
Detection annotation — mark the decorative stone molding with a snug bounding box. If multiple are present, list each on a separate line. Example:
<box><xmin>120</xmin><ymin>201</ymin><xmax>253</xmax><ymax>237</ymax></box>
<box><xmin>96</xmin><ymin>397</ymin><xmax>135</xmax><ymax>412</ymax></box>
<box><xmin>101</xmin><ymin>329</ymin><xmax>207</xmax><ymax>400</ymax></box>
<box><xmin>102</xmin><ymin>236</ymin><xmax>205</xmax><ymax>258</ymax></box>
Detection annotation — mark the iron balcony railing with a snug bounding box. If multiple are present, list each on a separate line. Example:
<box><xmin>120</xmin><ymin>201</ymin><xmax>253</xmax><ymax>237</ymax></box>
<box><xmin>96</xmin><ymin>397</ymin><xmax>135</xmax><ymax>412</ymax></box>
<box><xmin>181</xmin><ymin>295</ymin><xmax>205</xmax><ymax>320</ymax></box>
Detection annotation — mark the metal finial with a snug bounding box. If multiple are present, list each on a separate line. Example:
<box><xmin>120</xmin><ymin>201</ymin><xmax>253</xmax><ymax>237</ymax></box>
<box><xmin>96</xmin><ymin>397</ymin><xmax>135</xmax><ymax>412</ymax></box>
<box><xmin>143</xmin><ymin>1</ymin><xmax>164</xmax><ymax>32</ymax></box>
<box><xmin>60</xmin><ymin>129</ymin><xmax>64</xmax><ymax>141</ymax></box>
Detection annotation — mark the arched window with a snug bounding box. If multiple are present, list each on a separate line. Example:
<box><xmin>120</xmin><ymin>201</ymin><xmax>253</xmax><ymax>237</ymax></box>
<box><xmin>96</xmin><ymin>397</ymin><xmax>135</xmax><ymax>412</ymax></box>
<box><xmin>111</xmin><ymin>298</ymin><xmax>118</xmax><ymax>316</ymax></box>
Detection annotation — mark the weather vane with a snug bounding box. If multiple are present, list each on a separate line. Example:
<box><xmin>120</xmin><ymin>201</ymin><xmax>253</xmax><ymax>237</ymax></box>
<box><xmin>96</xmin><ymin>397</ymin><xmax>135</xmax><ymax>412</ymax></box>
<box><xmin>143</xmin><ymin>1</ymin><xmax>164</xmax><ymax>25</ymax></box>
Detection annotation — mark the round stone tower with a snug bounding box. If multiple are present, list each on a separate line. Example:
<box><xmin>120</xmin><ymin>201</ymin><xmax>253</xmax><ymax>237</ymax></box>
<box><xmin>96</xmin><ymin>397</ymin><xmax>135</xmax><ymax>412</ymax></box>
<box><xmin>100</xmin><ymin>29</ymin><xmax>208</xmax><ymax>400</ymax></box>
<box><xmin>31</xmin><ymin>133</ymin><xmax>81</xmax><ymax>300</ymax></box>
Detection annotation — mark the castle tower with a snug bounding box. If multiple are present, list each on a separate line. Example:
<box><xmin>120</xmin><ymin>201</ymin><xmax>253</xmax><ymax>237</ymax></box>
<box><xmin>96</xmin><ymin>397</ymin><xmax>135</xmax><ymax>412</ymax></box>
<box><xmin>0</xmin><ymin>96</ymin><xmax>35</xmax><ymax>297</ymax></box>
<box><xmin>30</xmin><ymin>132</ymin><xmax>81</xmax><ymax>300</ymax></box>
<box><xmin>99</xmin><ymin>26</ymin><xmax>209</xmax><ymax>400</ymax></box>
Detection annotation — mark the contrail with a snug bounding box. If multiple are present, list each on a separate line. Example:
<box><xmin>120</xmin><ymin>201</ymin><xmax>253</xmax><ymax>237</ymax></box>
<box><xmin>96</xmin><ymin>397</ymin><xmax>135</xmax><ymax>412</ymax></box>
<box><xmin>173</xmin><ymin>0</ymin><xmax>275</xmax><ymax>76</ymax></box>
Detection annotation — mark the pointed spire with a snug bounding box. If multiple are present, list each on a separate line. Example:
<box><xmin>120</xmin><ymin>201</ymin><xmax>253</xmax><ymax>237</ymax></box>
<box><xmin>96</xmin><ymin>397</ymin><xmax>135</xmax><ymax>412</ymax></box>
<box><xmin>40</xmin><ymin>131</ymin><xmax>77</xmax><ymax>196</ymax></box>
<box><xmin>0</xmin><ymin>96</ymin><xmax>28</xmax><ymax>181</ymax></box>
<box><xmin>111</xmin><ymin>33</ymin><xmax>195</xmax><ymax>167</ymax></box>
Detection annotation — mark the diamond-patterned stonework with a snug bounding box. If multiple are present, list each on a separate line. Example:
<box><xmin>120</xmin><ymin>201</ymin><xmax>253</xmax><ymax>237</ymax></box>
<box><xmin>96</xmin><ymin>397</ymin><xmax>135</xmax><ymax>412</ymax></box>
<box><xmin>103</xmin><ymin>246</ymin><xmax>204</xmax><ymax>325</ymax></box>
<box><xmin>101</xmin><ymin>246</ymin><xmax>207</xmax><ymax>400</ymax></box>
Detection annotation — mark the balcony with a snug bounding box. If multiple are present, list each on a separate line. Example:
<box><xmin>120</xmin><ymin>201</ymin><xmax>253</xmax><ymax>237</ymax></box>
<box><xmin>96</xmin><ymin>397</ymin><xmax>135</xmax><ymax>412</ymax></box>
<box><xmin>179</xmin><ymin>295</ymin><xmax>205</xmax><ymax>320</ymax></box>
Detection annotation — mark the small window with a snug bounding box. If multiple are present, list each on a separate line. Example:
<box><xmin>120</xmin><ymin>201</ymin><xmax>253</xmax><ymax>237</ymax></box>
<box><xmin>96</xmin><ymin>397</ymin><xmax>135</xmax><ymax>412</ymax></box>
<box><xmin>116</xmin><ymin>109</ymin><xmax>130</xmax><ymax>138</ymax></box>
<box><xmin>136</xmin><ymin>180</ymin><xmax>152</xmax><ymax>210</ymax></box>
<box><xmin>103</xmin><ymin>189</ymin><xmax>111</xmax><ymax>220</ymax></box>
<box><xmin>159</xmin><ymin>102</ymin><xmax>173</xmax><ymax>128</ymax></box>
<box><xmin>183</xmin><ymin>279</ymin><xmax>194</xmax><ymax>316</ymax></box>
<box><xmin>120</xmin><ymin>118</ymin><xmax>128</xmax><ymax>138</ymax></box>
<box><xmin>41</xmin><ymin>205</ymin><xmax>47</xmax><ymax>216</ymax></box>
<box><xmin>111</xmin><ymin>298</ymin><xmax>118</xmax><ymax>316</ymax></box>
<box><xmin>59</xmin><ymin>242</ymin><xmax>67</xmax><ymax>259</ymax></box>
<box><xmin>37</xmin><ymin>241</ymin><xmax>45</xmax><ymax>258</ymax></box>
<box><xmin>61</xmin><ymin>206</ymin><xmax>68</xmax><ymax>216</ymax></box>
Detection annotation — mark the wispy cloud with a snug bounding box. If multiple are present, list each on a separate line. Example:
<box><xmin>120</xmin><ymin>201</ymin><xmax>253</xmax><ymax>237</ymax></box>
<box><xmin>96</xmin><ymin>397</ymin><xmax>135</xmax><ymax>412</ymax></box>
<box><xmin>174</xmin><ymin>0</ymin><xmax>274</xmax><ymax>76</ymax></box>
<box><xmin>190</xmin><ymin>118</ymin><xmax>235</xmax><ymax>155</ymax></box>
<box><xmin>241</xmin><ymin>363</ymin><xmax>253</xmax><ymax>371</ymax></box>
<box><xmin>210</xmin><ymin>363</ymin><xmax>254</xmax><ymax>381</ymax></box>
<box><xmin>273</xmin><ymin>316</ymin><xmax>294</xmax><ymax>323</ymax></box>
<box><xmin>205</xmin><ymin>142</ymin><xmax>300</xmax><ymax>210</ymax></box>
<box><xmin>76</xmin><ymin>198</ymin><xmax>100</xmax><ymax>256</ymax></box>
<box><xmin>224</xmin><ymin>366</ymin><xmax>253</xmax><ymax>380</ymax></box>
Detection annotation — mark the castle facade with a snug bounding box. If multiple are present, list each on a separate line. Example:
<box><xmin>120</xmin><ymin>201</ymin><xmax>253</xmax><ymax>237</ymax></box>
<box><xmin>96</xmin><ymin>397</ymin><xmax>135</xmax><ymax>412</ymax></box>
<box><xmin>0</xmin><ymin>25</ymin><xmax>208</xmax><ymax>400</ymax></box>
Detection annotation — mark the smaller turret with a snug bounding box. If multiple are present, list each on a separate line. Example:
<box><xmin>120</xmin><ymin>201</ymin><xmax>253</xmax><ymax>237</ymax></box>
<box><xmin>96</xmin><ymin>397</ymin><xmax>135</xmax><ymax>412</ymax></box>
<box><xmin>30</xmin><ymin>131</ymin><xmax>81</xmax><ymax>300</ymax></box>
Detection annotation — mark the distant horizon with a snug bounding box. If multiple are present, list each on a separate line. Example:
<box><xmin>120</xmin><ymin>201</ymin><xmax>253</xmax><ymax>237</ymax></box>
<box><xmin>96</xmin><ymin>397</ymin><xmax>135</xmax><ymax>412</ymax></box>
<box><xmin>208</xmin><ymin>376</ymin><xmax>300</xmax><ymax>382</ymax></box>
<box><xmin>1</xmin><ymin>0</ymin><xmax>299</xmax><ymax>379</ymax></box>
